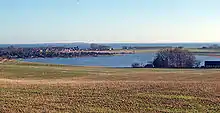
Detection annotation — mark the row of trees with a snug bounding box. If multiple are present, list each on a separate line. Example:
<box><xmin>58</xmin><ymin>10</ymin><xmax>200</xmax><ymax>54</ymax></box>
<box><xmin>132</xmin><ymin>48</ymin><xmax>200</xmax><ymax>68</ymax></box>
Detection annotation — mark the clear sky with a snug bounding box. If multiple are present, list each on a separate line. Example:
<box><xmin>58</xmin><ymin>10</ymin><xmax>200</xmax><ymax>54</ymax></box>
<box><xmin>0</xmin><ymin>0</ymin><xmax>220</xmax><ymax>44</ymax></box>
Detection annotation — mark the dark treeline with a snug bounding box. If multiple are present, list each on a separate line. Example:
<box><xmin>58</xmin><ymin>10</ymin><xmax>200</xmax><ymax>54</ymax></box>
<box><xmin>201</xmin><ymin>44</ymin><xmax>220</xmax><ymax>49</ymax></box>
<box><xmin>0</xmin><ymin>46</ymin><xmax>115</xmax><ymax>59</ymax></box>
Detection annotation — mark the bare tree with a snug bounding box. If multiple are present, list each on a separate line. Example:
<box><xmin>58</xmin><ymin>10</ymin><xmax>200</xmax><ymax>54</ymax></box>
<box><xmin>153</xmin><ymin>48</ymin><xmax>196</xmax><ymax>68</ymax></box>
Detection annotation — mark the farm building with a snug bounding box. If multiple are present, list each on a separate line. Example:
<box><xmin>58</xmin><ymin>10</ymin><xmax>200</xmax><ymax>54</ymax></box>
<box><xmin>205</xmin><ymin>61</ymin><xmax>220</xmax><ymax>68</ymax></box>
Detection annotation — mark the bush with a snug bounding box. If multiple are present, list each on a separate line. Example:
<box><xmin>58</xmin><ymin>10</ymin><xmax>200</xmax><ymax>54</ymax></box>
<box><xmin>131</xmin><ymin>63</ymin><xmax>142</xmax><ymax>68</ymax></box>
<box><xmin>153</xmin><ymin>48</ymin><xmax>196</xmax><ymax>68</ymax></box>
<box><xmin>144</xmin><ymin>64</ymin><xmax>154</xmax><ymax>68</ymax></box>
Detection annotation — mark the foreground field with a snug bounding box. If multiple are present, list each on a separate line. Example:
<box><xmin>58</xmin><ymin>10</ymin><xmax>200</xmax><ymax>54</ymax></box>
<box><xmin>0</xmin><ymin>62</ymin><xmax>220</xmax><ymax>112</ymax></box>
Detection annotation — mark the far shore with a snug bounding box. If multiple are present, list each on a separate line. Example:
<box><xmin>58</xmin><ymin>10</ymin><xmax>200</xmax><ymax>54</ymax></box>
<box><xmin>2</xmin><ymin>46</ymin><xmax>220</xmax><ymax>60</ymax></box>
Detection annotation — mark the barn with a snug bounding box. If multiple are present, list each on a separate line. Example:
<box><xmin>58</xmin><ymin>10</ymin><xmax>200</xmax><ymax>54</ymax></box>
<box><xmin>205</xmin><ymin>61</ymin><xmax>220</xmax><ymax>68</ymax></box>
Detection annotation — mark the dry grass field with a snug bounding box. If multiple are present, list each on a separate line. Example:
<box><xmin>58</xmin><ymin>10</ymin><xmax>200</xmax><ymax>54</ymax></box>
<box><xmin>0</xmin><ymin>62</ymin><xmax>220</xmax><ymax>112</ymax></box>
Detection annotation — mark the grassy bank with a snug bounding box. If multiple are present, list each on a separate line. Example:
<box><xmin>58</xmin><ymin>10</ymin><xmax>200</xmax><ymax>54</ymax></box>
<box><xmin>0</xmin><ymin>62</ymin><xmax>220</xmax><ymax>112</ymax></box>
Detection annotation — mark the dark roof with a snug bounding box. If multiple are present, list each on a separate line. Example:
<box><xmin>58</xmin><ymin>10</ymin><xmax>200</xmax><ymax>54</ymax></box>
<box><xmin>205</xmin><ymin>61</ymin><xmax>220</xmax><ymax>65</ymax></box>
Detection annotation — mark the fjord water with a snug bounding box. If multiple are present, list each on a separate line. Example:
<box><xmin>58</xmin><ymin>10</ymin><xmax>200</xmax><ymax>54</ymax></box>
<box><xmin>22</xmin><ymin>53</ymin><xmax>154</xmax><ymax>67</ymax></box>
<box><xmin>22</xmin><ymin>53</ymin><xmax>220</xmax><ymax>67</ymax></box>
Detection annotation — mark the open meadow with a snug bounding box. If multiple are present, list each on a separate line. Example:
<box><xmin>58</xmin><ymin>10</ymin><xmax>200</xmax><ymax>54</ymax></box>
<box><xmin>0</xmin><ymin>62</ymin><xmax>220</xmax><ymax>112</ymax></box>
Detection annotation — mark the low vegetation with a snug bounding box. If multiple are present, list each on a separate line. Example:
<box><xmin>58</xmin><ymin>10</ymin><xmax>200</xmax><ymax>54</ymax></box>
<box><xmin>0</xmin><ymin>62</ymin><xmax>220</xmax><ymax>112</ymax></box>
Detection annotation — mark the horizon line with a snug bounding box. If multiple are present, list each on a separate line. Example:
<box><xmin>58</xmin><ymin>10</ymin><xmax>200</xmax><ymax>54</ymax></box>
<box><xmin>0</xmin><ymin>41</ymin><xmax>220</xmax><ymax>45</ymax></box>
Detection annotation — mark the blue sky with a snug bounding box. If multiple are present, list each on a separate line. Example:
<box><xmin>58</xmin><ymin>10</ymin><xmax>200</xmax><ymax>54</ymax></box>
<box><xmin>0</xmin><ymin>0</ymin><xmax>220</xmax><ymax>44</ymax></box>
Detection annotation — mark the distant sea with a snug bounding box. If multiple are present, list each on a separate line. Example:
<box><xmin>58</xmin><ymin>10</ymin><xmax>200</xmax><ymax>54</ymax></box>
<box><xmin>0</xmin><ymin>43</ymin><xmax>219</xmax><ymax>49</ymax></box>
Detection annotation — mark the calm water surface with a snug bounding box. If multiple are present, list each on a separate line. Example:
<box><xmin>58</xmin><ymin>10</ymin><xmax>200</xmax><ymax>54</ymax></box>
<box><xmin>22</xmin><ymin>53</ymin><xmax>220</xmax><ymax>67</ymax></box>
